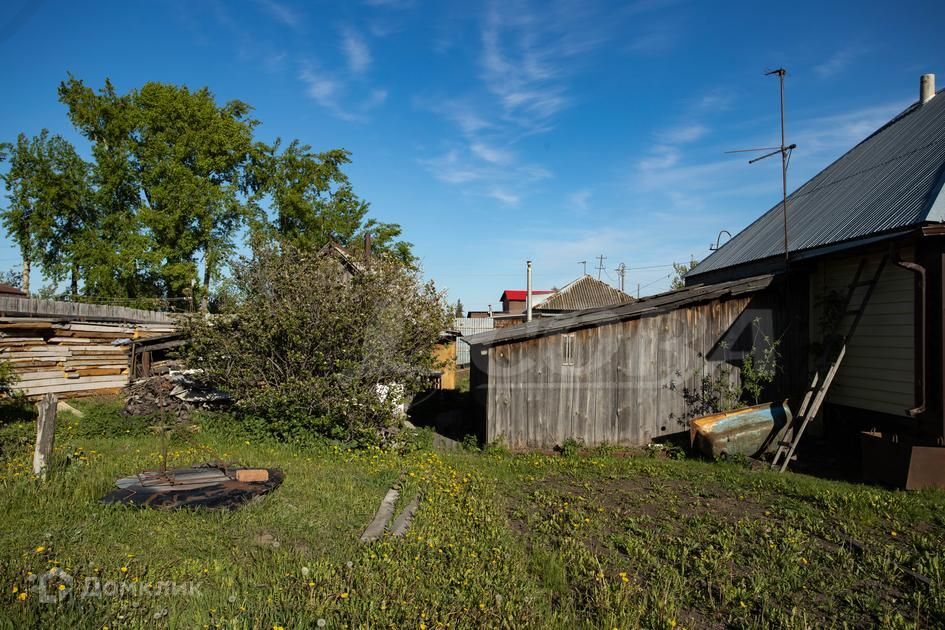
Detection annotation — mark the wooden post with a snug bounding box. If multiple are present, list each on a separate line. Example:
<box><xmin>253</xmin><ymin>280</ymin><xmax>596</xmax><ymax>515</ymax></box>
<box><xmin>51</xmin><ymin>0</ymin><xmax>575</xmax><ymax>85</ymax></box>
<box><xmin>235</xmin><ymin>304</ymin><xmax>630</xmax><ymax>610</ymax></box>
<box><xmin>32</xmin><ymin>393</ymin><xmax>58</xmax><ymax>479</ymax></box>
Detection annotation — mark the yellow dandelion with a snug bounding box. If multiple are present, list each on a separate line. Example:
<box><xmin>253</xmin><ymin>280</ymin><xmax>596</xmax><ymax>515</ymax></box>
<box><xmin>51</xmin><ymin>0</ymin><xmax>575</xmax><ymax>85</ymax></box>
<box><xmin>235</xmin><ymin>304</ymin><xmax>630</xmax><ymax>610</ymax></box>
<box><xmin>120</xmin><ymin>567</ymin><xmax>128</xmax><ymax>573</ymax></box>
<box><xmin>340</xmin><ymin>592</ymin><xmax>349</xmax><ymax>599</ymax></box>
<box><xmin>18</xmin><ymin>592</ymin><xmax>27</xmax><ymax>601</ymax></box>
<box><xmin>35</xmin><ymin>546</ymin><xmax>45</xmax><ymax>553</ymax></box>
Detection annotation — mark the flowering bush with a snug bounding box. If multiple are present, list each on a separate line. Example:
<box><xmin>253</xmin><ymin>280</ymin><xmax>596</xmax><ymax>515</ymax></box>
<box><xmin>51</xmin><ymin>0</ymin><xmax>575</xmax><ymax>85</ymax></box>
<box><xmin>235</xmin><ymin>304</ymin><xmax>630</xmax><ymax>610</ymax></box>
<box><xmin>184</xmin><ymin>245</ymin><xmax>451</xmax><ymax>443</ymax></box>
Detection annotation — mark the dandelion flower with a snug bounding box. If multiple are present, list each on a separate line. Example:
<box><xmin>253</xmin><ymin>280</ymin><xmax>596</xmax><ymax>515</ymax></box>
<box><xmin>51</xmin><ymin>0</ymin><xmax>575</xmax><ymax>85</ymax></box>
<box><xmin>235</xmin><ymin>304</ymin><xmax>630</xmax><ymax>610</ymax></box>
<box><xmin>340</xmin><ymin>592</ymin><xmax>349</xmax><ymax>599</ymax></box>
<box><xmin>35</xmin><ymin>546</ymin><xmax>45</xmax><ymax>553</ymax></box>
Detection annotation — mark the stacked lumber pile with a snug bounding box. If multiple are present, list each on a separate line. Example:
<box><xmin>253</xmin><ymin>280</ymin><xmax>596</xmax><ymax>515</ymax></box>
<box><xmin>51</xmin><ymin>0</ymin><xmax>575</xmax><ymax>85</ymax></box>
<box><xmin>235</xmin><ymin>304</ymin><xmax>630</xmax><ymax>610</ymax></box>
<box><xmin>0</xmin><ymin>320</ymin><xmax>177</xmax><ymax>399</ymax></box>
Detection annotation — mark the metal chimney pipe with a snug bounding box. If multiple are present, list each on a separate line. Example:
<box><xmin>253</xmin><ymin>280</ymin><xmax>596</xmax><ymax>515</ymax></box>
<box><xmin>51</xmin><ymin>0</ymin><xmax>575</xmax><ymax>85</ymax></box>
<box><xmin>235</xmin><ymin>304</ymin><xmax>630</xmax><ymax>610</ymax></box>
<box><xmin>526</xmin><ymin>260</ymin><xmax>533</xmax><ymax>322</ymax></box>
<box><xmin>921</xmin><ymin>74</ymin><xmax>936</xmax><ymax>104</ymax></box>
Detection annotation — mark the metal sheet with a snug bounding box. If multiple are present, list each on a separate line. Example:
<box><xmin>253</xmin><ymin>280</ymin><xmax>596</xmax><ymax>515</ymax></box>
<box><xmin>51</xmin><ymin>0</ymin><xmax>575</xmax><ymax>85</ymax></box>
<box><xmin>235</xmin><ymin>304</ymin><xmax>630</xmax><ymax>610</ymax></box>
<box><xmin>689</xmin><ymin>90</ymin><xmax>945</xmax><ymax>280</ymax></box>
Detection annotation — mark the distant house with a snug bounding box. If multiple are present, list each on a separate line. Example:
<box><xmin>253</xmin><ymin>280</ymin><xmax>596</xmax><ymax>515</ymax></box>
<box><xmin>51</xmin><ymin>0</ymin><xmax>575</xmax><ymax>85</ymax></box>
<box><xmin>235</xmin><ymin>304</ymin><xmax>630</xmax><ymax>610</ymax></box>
<box><xmin>466</xmin><ymin>74</ymin><xmax>945</xmax><ymax>487</ymax></box>
<box><xmin>534</xmin><ymin>275</ymin><xmax>633</xmax><ymax>315</ymax></box>
<box><xmin>0</xmin><ymin>283</ymin><xmax>26</xmax><ymax>298</ymax></box>
<box><xmin>498</xmin><ymin>289</ymin><xmax>555</xmax><ymax>314</ymax></box>
<box><xmin>492</xmin><ymin>289</ymin><xmax>554</xmax><ymax>328</ymax></box>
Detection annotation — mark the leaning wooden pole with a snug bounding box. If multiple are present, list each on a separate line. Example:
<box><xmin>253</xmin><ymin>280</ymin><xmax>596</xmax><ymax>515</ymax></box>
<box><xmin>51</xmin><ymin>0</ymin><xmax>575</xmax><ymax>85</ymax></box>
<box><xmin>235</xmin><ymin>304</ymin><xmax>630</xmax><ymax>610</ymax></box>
<box><xmin>32</xmin><ymin>393</ymin><xmax>58</xmax><ymax>479</ymax></box>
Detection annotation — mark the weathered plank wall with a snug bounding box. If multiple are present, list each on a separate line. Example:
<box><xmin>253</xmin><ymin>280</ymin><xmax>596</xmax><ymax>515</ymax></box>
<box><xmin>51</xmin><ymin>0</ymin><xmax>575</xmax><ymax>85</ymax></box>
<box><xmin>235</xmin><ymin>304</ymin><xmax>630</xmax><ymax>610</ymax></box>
<box><xmin>477</xmin><ymin>295</ymin><xmax>770</xmax><ymax>448</ymax></box>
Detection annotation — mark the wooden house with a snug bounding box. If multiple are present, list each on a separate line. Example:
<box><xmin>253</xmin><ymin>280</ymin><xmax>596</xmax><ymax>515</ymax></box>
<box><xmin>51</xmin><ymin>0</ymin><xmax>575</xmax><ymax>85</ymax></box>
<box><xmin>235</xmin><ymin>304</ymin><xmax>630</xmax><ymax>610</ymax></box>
<box><xmin>466</xmin><ymin>75</ymin><xmax>945</xmax><ymax>487</ymax></box>
<box><xmin>684</xmin><ymin>74</ymin><xmax>945</xmax><ymax>486</ymax></box>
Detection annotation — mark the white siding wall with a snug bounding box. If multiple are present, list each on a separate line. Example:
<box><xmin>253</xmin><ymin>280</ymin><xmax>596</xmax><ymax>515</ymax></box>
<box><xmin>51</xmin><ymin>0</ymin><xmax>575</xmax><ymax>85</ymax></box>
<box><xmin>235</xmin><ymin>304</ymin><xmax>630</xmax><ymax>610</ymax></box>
<box><xmin>809</xmin><ymin>249</ymin><xmax>915</xmax><ymax>417</ymax></box>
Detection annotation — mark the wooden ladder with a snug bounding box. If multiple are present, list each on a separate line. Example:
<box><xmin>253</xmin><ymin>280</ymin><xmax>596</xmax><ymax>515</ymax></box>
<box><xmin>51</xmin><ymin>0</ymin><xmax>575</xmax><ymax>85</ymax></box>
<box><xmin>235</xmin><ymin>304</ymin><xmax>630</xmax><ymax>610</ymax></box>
<box><xmin>771</xmin><ymin>254</ymin><xmax>888</xmax><ymax>472</ymax></box>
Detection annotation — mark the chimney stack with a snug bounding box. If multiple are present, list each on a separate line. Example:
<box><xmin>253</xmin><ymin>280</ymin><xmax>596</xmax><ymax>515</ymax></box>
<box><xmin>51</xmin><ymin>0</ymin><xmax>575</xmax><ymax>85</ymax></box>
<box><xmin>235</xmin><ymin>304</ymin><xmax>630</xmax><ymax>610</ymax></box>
<box><xmin>526</xmin><ymin>260</ymin><xmax>533</xmax><ymax>322</ymax></box>
<box><xmin>921</xmin><ymin>74</ymin><xmax>936</xmax><ymax>105</ymax></box>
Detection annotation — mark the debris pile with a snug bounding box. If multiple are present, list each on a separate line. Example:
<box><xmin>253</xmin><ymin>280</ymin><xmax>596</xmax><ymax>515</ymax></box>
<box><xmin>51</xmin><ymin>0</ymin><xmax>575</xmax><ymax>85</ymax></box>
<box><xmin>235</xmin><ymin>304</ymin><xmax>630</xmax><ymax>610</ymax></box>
<box><xmin>101</xmin><ymin>463</ymin><xmax>284</xmax><ymax>510</ymax></box>
<box><xmin>123</xmin><ymin>372</ymin><xmax>231</xmax><ymax>417</ymax></box>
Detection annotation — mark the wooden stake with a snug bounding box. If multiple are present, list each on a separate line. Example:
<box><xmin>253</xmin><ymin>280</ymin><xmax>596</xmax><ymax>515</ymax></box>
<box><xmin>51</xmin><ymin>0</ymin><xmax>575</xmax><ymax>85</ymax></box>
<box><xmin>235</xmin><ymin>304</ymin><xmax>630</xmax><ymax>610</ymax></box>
<box><xmin>32</xmin><ymin>393</ymin><xmax>58</xmax><ymax>479</ymax></box>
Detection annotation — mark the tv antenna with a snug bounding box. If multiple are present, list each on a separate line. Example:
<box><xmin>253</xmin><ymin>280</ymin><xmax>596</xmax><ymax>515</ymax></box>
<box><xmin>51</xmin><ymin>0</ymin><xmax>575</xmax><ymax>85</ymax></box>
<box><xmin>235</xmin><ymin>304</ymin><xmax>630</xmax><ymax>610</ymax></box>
<box><xmin>725</xmin><ymin>68</ymin><xmax>796</xmax><ymax>263</ymax></box>
<box><xmin>709</xmin><ymin>230</ymin><xmax>732</xmax><ymax>251</ymax></box>
<box><xmin>615</xmin><ymin>263</ymin><xmax>627</xmax><ymax>292</ymax></box>
<box><xmin>595</xmin><ymin>254</ymin><xmax>607</xmax><ymax>280</ymax></box>
<box><xmin>578</xmin><ymin>260</ymin><xmax>587</xmax><ymax>275</ymax></box>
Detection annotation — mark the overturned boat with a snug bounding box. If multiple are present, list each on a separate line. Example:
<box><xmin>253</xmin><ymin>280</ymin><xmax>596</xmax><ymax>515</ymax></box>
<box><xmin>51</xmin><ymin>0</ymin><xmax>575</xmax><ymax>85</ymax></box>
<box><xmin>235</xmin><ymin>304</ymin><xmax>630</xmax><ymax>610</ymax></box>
<box><xmin>690</xmin><ymin>401</ymin><xmax>792</xmax><ymax>459</ymax></box>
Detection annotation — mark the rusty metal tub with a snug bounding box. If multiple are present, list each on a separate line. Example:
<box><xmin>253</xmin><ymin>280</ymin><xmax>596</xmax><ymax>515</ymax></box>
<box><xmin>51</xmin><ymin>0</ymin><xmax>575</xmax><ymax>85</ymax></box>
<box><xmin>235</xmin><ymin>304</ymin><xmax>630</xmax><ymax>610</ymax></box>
<box><xmin>690</xmin><ymin>401</ymin><xmax>792</xmax><ymax>459</ymax></box>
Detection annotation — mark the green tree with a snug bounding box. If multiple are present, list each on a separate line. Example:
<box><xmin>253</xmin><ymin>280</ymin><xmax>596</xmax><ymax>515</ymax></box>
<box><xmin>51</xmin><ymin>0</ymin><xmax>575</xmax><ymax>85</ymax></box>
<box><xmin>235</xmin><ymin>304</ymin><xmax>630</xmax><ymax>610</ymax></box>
<box><xmin>59</xmin><ymin>77</ymin><xmax>258</xmax><ymax>309</ymax></box>
<box><xmin>256</xmin><ymin>140</ymin><xmax>414</xmax><ymax>264</ymax></box>
<box><xmin>0</xmin><ymin>133</ymin><xmax>43</xmax><ymax>294</ymax></box>
<box><xmin>670</xmin><ymin>257</ymin><xmax>699</xmax><ymax>290</ymax></box>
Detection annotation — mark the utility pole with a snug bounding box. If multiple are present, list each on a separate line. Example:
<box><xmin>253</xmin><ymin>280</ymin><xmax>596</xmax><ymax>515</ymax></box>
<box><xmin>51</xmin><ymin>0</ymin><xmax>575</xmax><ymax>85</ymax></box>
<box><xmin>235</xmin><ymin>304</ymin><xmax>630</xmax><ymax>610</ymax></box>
<box><xmin>526</xmin><ymin>260</ymin><xmax>533</xmax><ymax>322</ymax></box>
<box><xmin>595</xmin><ymin>254</ymin><xmax>607</xmax><ymax>280</ymax></box>
<box><xmin>616</xmin><ymin>263</ymin><xmax>626</xmax><ymax>292</ymax></box>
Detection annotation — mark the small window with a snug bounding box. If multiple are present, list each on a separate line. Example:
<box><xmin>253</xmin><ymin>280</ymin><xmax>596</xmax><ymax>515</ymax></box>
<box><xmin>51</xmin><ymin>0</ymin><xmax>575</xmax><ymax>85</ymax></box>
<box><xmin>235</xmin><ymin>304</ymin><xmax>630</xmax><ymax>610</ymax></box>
<box><xmin>562</xmin><ymin>334</ymin><xmax>575</xmax><ymax>366</ymax></box>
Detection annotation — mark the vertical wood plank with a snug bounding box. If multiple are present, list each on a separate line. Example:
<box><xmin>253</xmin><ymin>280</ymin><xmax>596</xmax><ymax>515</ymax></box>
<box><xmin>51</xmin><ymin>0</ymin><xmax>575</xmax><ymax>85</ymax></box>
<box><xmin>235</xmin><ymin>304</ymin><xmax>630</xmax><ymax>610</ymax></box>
<box><xmin>32</xmin><ymin>393</ymin><xmax>57</xmax><ymax>478</ymax></box>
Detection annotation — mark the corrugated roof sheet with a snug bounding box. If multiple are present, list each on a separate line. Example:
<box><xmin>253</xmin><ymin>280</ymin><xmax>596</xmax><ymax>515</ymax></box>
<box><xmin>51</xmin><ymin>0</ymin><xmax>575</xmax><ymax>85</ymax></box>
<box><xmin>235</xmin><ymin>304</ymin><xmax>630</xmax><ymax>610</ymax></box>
<box><xmin>689</xmin><ymin>88</ymin><xmax>945</xmax><ymax>279</ymax></box>
<box><xmin>0</xmin><ymin>283</ymin><xmax>25</xmax><ymax>297</ymax></box>
<box><xmin>534</xmin><ymin>275</ymin><xmax>633</xmax><ymax>311</ymax></box>
<box><xmin>466</xmin><ymin>274</ymin><xmax>774</xmax><ymax>347</ymax></box>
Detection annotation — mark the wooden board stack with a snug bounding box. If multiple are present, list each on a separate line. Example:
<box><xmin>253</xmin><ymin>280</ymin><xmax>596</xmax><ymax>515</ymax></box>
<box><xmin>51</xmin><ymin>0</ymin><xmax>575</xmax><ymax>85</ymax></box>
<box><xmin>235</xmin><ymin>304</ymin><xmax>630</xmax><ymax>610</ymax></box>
<box><xmin>0</xmin><ymin>320</ymin><xmax>178</xmax><ymax>399</ymax></box>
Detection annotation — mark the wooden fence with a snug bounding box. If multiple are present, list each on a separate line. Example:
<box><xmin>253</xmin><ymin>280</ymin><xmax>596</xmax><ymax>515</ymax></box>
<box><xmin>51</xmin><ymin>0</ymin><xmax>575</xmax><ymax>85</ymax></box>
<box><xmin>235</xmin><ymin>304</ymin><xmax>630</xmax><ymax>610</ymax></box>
<box><xmin>0</xmin><ymin>296</ymin><xmax>176</xmax><ymax>324</ymax></box>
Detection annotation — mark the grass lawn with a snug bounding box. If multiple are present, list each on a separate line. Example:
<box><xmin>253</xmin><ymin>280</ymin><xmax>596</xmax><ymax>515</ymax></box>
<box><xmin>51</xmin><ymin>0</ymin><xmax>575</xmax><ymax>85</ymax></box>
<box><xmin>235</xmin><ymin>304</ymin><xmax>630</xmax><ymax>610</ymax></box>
<box><xmin>1</xmin><ymin>397</ymin><xmax>944</xmax><ymax>628</ymax></box>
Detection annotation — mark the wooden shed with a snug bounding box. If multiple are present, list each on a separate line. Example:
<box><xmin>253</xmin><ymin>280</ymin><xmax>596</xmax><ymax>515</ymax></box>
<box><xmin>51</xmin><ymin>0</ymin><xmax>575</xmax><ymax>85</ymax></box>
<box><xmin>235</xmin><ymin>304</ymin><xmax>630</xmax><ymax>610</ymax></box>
<box><xmin>466</xmin><ymin>275</ymin><xmax>791</xmax><ymax>448</ymax></box>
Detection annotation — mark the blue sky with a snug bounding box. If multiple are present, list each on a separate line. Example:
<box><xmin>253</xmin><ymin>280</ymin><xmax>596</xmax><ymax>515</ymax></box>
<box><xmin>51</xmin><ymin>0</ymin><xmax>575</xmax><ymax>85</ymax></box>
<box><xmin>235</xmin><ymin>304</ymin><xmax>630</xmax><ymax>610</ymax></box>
<box><xmin>1</xmin><ymin>0</ymin><xmax>943</xmax><ymax>310</ymax></box>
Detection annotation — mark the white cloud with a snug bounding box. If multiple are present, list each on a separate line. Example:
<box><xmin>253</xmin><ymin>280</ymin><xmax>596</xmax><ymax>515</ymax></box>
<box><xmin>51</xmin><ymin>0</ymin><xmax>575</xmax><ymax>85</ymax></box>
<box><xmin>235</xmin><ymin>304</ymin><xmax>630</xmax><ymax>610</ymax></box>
<box><xmin>569</xmin><ymin>189</ymin><xmax>592</xmax><ymax>214</ymax></box>
<box><xmin>488</xmin><ymin>189</ymin><xmax>520</xmax><ymax>205</ymax></box>
<box><xmin>814</xmin><ymin>46</ymin><xmax>866</xmax><ymax>79</ymax></box>
<box><xmin>256</xmin><ymin>0</ymin><xmax>301</xmax><ymax>28</ymax></box>
<box><xmin>298</xmin><ymin>63</ymin><xmax>387</xmax><ymax>122</ymax></box>
<box><xmin>299</xmin><ymin>66</ymin><xmax>340</xmax><ymax>106</ymax></box>
<box><xmin>470</xmin><ymin>141</ymin><xmax>512</xmax><ymax>165</ymax></box>
<box><xmin>658</xmin><ymin>123</ymin><xmax>708</xmax><ymax>144</ymax></box>
<box><xmin>341</xmin><ymin>27</ymin><xmax>372</xmax><ymax>74</ymax></box>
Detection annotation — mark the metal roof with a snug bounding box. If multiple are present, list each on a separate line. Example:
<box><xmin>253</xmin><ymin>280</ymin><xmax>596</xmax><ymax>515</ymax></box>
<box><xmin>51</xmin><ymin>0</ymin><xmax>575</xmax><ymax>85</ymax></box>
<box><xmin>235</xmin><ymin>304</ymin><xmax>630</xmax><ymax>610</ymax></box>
<box><xmin>534</xmin><ymin>275</ymin><xmax>633</xmax><ymax>312</ymax></box>
<box><xmin>465</xmin><ymin>274</ymin><xmax>774</xmax><ymax>347</ymax></box>
<box><xmin>688</xmin><ymin>88</ymin><xmax>945</xmax><ymax>280</ymax></box>
<box><xmin>500</xmin><ymin>289</ymin><xmax>554</xmax><ymax>302</ymax></box>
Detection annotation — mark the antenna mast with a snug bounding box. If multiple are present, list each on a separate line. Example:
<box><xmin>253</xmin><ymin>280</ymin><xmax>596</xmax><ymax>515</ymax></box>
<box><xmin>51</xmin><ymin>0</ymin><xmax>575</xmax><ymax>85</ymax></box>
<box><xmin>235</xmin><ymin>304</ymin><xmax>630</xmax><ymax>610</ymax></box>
<box><xmin>726</xmin><ymin>68</ymin><xmax>796</xmax><ymax>265</ymax></box>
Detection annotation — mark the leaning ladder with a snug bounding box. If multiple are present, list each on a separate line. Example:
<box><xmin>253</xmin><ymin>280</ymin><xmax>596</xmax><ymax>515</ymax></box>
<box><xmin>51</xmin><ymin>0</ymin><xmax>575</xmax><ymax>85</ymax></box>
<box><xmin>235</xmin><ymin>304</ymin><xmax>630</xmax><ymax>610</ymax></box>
<box><xmin>771</xmin><ymin>254</ymin><xmax>889</xmax><ymax>472</ymax></box>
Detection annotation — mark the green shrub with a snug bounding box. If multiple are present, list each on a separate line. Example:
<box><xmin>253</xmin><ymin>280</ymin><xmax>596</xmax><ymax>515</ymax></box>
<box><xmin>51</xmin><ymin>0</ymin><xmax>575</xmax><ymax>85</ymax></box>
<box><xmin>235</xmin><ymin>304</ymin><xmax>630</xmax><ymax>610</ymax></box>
<box><xmin>559</xmin><ymin>438</ymin><xmax>583</xmax><ymax>458</ymax></box>
<box><xmin>61</xmin><ymin>397</ymin><xmax>151</xmax><ymax>438</ymax></box>
<box><xmin>461</xmin><ymin>434</ymin><xmax>480</xmax><ymax>452</ymax></box>
<box><xmin>185</xmin><ymin>245</ymin><xmax>451</xmax><ymax>445</ymax></box>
